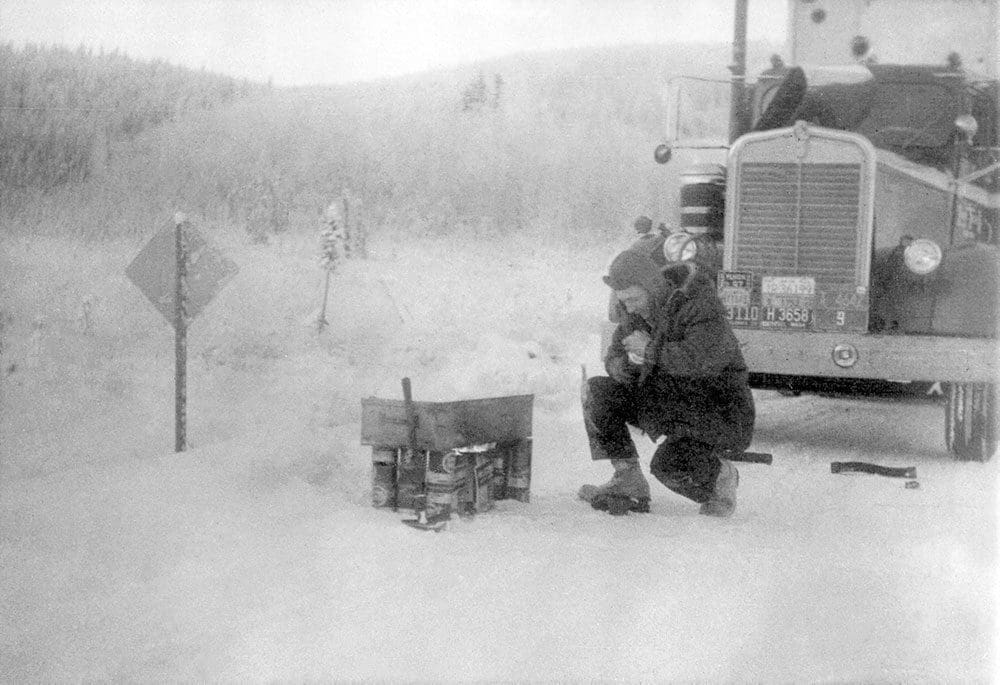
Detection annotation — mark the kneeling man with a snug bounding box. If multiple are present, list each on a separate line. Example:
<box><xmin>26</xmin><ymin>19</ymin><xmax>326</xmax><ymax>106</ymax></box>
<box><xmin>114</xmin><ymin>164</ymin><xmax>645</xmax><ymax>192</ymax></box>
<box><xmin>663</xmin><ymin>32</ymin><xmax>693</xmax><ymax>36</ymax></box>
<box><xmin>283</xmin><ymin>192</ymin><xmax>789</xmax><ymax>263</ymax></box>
<box><xmin>580</xmin><ymin>250</ymin><xmax>755</xmax><ymax>517</ymax></box>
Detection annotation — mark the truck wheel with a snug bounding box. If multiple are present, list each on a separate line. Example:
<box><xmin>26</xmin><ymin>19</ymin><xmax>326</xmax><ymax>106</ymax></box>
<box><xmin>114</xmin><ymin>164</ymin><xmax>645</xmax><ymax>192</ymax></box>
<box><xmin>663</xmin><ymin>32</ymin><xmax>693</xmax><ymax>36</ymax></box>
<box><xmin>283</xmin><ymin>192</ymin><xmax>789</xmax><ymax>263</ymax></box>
<box><xmin>945</xmin><ymin>383</ymin><xmax>997</xmax><ymax>462</ymax></box>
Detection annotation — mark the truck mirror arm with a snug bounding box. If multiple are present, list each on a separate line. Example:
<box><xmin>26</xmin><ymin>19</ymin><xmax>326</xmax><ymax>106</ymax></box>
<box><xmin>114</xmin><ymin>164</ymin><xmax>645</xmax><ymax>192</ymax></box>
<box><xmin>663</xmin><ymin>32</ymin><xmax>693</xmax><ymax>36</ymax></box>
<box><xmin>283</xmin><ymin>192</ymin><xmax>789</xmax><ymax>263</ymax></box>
<box><xmin>957</xmin><ymin>159</ymin><xmax>1000</xmax><ymax>185</ymax></box>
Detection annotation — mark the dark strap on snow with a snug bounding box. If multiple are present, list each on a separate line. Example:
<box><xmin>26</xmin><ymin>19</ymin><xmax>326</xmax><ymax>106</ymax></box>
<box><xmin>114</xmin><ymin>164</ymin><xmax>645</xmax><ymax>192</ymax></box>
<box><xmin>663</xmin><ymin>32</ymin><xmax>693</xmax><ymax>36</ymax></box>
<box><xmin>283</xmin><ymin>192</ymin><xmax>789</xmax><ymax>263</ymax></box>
<box><xmin>723</xmin><ymin>451</ymin><xmax>773</xmax><ymax>465</ymax></box>
<box><xmin>830</xmin><ymin>461</ymin><xmax>917</xmax><ymax>479</ymax></box>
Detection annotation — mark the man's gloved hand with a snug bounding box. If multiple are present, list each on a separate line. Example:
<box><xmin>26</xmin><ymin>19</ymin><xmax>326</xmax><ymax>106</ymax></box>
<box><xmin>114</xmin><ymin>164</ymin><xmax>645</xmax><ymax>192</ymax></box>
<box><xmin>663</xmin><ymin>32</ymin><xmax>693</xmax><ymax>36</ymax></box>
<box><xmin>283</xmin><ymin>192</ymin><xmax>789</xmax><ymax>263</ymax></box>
<box><xmin>623</xmin><ymin>331</ymin><xmax>652</xmax><ymax>365</ymax></box>
<box><xmin>606</xmin><ymin>356</ymin><xmax>634</xmax><ymax>385</ymax></box>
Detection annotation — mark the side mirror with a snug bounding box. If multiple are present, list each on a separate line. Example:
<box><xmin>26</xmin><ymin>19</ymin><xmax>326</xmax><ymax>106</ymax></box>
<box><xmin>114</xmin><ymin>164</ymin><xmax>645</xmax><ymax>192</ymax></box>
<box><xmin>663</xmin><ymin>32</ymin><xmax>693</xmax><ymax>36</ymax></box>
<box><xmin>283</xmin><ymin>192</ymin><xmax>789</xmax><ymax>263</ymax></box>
<box><xmin>654</xmin><ymin>143</ymin><xmax>673</xmax><ymax>165</ymax></box>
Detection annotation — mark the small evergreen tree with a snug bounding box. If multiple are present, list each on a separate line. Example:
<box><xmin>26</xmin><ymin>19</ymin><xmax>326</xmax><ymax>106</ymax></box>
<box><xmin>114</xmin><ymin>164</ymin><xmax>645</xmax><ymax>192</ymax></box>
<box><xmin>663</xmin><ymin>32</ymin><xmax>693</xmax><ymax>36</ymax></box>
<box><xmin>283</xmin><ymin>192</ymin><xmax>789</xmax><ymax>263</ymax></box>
<box><xmin>461</xmin><ymin>72</ymin><xmax>488</xmax><ymax>112</ymax></box>
<box><xmin>340</xmin><ymin>189</ymin><xmax>368</xmax><ymax>259</ymax></box>
<box><xmin>491</xmin><ymin>73</ymin><xmax>504</xmax><ymax>109</ymax></box>
<box><xmin>315</xmin><ymin>201</ymin><xmax>346</xmax><ymax>331</ymax></box>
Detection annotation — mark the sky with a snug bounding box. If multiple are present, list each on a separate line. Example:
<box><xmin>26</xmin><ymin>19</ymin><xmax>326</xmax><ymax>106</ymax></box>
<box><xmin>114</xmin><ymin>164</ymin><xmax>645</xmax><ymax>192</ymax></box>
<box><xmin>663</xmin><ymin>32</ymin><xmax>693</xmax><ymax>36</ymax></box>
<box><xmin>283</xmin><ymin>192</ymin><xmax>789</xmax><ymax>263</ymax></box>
<box><xmin>0</xmin><ymin>0</ymin><xmax>787</xmax><ymax>85</ymax></box>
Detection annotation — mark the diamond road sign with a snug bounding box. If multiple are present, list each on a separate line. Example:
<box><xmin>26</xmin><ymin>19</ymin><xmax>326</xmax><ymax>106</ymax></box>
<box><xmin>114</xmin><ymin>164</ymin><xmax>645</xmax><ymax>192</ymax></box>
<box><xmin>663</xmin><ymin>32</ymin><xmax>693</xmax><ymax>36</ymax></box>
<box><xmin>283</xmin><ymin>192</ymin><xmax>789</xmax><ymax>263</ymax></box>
<box><xmin>126</xmin><ymin>222</ymin><xmax>238</xmax><ymax>327</ymax></box>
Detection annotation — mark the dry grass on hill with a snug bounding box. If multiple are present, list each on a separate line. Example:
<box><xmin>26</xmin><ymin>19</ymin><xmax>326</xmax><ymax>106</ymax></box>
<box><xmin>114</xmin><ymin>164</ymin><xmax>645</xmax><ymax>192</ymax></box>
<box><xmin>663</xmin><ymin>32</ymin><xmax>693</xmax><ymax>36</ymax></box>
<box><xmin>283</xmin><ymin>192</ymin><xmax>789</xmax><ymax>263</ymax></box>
<box><xmin>2</xmin><ymin>41</ymin><xmax>779</xmax><ymax>247</ymax></box>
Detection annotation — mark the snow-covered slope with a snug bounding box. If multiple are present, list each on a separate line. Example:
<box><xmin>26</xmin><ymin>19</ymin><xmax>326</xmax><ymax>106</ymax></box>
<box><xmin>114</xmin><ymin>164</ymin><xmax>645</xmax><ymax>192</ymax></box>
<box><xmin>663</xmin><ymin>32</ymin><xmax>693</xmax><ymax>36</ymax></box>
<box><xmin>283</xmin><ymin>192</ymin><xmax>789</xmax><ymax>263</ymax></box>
<box><xmin>1</xmin><ymin>232</ymin><xmax>996</xmax><ymax>681</ymax></box>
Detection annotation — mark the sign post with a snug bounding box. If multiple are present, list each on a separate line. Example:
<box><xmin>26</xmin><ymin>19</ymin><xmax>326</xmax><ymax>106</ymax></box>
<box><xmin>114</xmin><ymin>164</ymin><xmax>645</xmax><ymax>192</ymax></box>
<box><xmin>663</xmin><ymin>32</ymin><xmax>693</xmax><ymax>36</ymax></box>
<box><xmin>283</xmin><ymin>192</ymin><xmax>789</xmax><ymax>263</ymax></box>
<box><xmin>127</xmin><ymin>213</ymin><xmax>238</xmax><ymax>453</ymax></box>
<box><xmin>174</xmin><ymin>215</ymin><xmax>188</xmax><ymax>451</ymax></box>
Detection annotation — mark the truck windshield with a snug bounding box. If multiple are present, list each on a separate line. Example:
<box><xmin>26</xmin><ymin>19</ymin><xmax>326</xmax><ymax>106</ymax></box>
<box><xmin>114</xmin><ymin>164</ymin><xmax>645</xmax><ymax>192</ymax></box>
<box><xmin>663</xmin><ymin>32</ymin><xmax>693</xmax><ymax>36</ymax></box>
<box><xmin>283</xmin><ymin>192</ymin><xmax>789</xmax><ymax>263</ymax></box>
<box><xmin>753</xmin><ymin>64</ymin><xmax>971</xmax><ymax>171</ymax></box>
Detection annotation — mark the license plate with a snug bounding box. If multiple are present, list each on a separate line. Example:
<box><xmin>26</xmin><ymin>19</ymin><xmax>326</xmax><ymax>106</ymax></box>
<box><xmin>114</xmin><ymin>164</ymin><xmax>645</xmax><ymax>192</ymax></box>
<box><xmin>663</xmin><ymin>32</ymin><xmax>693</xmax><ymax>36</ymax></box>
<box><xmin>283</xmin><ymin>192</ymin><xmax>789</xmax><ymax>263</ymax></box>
<box><xmin>760</xmin><ymin>276</ymin><xmax>816</xmax><ymax>328</ymax></box>
<box><xmin>761</xmin><ymin>276</ymin><xmax>815</xmax><ymax>296</ymax></box>
<box><xmin>718</xmin><ymin>271</ymin><xmax>756</xmax><ymax>326</ymax></box>
<box><xmin>760</xmin><ymin>306</ymin><xmax>813</xmax><ymax>328</ymax></box>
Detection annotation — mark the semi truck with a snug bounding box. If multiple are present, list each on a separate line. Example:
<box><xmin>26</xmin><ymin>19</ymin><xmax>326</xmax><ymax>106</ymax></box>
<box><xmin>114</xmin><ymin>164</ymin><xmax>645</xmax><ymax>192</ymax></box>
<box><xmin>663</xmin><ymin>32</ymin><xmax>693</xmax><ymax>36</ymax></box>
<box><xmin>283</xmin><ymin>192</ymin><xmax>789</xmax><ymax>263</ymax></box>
<box><xmin>640</xmin><ymin>0</ymin><xmax>999</xmax><ymax>460</ymax></box>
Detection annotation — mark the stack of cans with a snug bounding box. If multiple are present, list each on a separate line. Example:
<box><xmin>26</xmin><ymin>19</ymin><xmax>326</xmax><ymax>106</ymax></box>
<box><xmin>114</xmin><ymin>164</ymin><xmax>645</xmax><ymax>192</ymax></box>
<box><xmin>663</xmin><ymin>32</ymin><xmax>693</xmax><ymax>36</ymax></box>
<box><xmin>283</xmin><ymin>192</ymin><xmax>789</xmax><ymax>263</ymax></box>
<box><xmin>370</xmin><ymin>439</ymin><xmax>532</xmax><ymax>517</ymax></box>
<box><xmin>370</xmin><ymin>446</ymin><xmax>429</xmax><ymax>510</ymax></box>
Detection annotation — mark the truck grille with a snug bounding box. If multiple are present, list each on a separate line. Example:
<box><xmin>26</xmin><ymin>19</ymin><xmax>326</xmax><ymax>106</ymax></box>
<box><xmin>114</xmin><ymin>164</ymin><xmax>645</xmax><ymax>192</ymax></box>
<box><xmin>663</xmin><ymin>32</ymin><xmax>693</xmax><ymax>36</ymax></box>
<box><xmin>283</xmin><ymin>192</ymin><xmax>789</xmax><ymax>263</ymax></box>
<box><xmin>734</xmin><ymin>162</ymin><xmax>862</xmax><ymax>288</ymax></box>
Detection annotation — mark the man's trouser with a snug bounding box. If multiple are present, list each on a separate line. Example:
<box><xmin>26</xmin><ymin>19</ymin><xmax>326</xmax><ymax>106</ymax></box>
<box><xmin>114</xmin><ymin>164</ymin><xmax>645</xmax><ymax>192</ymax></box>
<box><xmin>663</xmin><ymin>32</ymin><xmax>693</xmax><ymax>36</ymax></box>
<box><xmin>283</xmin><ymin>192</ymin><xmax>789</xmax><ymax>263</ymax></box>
<box><xmin>585</xmin><ymin>376</ymin><xmax>721</xmax><ymax>504</ymax></box>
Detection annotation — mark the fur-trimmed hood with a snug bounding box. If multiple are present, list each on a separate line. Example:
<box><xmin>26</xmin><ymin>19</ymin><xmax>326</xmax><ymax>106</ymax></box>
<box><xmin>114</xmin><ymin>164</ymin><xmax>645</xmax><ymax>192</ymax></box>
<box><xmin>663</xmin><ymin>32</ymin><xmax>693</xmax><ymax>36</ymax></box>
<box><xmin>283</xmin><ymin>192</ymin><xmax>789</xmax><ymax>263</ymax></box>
<box><xmin>605</xmin><ymin>250</ymin><xmax>714</xmax><ymax>307</ymax></box>
<box><xmin>661</xmin><ymin>261</ymin><xmax>700</xmax><ymax>295</ymax></box>
<box><xmin>603</xmin><ymin>250</ymin><xmax>669</xmax><ymax>299</ymax></box>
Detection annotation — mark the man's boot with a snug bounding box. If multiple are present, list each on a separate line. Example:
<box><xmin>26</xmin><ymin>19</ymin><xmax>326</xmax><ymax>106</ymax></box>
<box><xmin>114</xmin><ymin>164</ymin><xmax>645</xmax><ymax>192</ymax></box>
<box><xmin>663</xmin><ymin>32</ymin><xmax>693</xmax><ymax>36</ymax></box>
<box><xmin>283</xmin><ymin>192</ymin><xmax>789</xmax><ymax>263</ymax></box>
<box><xmin>699</xmin><ymin>459</ymin><xmax>738</xmax><ymax>517</ymax></box>
<box><xmin>578</xmin><ymin>458</ymin><xmax>651</xmax><ymax>515</ymax></box>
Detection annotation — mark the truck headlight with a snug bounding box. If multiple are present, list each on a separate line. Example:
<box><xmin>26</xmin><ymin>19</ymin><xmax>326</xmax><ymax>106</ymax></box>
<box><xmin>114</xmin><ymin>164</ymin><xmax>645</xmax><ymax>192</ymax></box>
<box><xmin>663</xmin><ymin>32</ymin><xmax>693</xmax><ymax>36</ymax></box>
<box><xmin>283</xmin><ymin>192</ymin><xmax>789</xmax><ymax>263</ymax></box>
<box><xmin>664</xmin><ymin>232</ymin><xmax>697</xmax><ymax>262</ymax></box>
<box><xmin>903</xmin><ymin>239</ymin><xmax>942</xmax><ymax>275</ymax></box>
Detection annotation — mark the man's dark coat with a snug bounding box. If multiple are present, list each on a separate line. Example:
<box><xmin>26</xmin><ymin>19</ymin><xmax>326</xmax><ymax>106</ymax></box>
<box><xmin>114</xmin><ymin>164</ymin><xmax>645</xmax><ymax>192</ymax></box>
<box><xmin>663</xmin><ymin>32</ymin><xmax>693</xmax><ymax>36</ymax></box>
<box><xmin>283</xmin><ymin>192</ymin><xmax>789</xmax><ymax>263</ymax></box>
<box><xmin>604</xmin><ymin>261</ymin><xmax>755</xmax><ymax>452</ymax></box>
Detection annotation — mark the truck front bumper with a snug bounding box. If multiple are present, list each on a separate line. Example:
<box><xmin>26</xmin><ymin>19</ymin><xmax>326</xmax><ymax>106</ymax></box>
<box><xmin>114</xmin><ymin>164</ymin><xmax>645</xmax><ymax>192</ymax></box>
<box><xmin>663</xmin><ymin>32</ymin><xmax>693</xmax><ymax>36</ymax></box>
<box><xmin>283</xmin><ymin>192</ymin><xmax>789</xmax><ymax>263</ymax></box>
<box><xmin>599</xmin><ymin>323</ymin><xmax>999</xmax><ymax>384</ymax></box>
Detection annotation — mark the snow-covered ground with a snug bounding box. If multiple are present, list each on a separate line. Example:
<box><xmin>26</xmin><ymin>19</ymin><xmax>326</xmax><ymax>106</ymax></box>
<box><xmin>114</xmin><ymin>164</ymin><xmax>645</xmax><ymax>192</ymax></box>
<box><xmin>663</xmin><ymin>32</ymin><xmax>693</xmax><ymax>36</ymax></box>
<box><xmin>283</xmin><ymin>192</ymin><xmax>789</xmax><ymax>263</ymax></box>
<box><xmin>1</xmin><ymin>232</ymin><xmax>996</xmax><ymax>681</ymax></box>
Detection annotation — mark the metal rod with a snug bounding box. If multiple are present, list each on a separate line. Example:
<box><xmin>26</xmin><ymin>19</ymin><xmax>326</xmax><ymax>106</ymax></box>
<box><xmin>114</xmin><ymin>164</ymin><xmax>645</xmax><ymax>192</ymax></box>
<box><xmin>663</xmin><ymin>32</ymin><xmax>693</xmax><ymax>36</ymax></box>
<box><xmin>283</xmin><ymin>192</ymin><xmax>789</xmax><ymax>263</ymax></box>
<box><xmin>401</xmin><ymin>377</ymin><xmax>424</xmax><ymax>517</ymax></box>
<box><xmin>958</xmin><ymin>160</ymin><xmax>1000</xmax><ymax>184</ymax></box>
<box><xmin>402</xmin><ymin>377</ymin><xmax>418</xmax><ymax>453</ymax></box>
<box><xmin>318</xmin><ymin>268</ymin><xmax>331</xmax><ymax>330</ymax></box>
<box><xmin>727</xmin><ymin>451</ymin><xmax>773</xmax><ymax>465</ymax></box>
<box><xmin>830</xmin><ymin>461</ymin><xmax>917</xmax><ymax>479</ymax></box>
<box><xmin>175</xmin><ymin>215</ymin><xmax>188</xmax><ymax>452</ymax></box>
<box><xmin>342</xmin><ymin>194</ymin><xmax>351</xmax><ymax>258</ymax></box>
<box><xmin>728</xmin><ymin>0</ymin><xmax>749</xmax><ymax>143</ymax></box>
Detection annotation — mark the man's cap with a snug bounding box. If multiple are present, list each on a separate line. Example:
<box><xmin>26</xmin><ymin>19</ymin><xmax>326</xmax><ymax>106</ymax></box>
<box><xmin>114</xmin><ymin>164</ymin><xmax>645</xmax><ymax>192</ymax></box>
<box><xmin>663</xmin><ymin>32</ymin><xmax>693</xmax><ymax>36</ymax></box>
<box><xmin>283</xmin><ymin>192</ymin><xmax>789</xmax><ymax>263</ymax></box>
<box><xmin>603</xmin><ymin>249</ymin><xmax>663</xmax><ymax>294</ymax></box>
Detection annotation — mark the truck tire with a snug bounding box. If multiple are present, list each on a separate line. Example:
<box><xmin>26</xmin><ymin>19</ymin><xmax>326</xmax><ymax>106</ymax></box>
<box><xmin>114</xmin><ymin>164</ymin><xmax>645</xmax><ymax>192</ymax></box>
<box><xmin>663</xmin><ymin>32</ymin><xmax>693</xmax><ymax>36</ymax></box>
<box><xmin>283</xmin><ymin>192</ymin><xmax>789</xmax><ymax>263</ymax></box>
<box><xmin>945</xmin><ymin>383</ymin><xmax>997</xmax><ymax>462</ymax></box>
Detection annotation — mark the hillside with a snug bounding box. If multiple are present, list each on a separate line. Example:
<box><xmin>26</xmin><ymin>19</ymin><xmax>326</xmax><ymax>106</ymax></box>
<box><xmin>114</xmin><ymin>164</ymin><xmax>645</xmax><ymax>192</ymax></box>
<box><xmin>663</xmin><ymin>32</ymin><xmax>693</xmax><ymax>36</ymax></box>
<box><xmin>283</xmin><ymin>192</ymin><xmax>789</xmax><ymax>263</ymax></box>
<box><xmin>0</xmin><ymin>42</ymin><xmax>267</xmax><ymax>194</ymax></box>
<box><xmin>1</xmin><ymin>41</ymin><xmax>779</xmax><ymax>245</ymax></box>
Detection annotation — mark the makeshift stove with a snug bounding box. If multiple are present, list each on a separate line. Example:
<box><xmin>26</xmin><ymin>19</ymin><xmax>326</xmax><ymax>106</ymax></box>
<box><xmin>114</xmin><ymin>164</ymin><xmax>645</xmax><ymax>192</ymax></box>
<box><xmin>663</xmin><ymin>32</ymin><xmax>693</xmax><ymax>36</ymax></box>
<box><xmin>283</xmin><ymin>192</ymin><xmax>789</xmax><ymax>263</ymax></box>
<box><xmin>361</xmin><ymin>380</ymin><xmax>534</xmax><ymax>529</ymax></box>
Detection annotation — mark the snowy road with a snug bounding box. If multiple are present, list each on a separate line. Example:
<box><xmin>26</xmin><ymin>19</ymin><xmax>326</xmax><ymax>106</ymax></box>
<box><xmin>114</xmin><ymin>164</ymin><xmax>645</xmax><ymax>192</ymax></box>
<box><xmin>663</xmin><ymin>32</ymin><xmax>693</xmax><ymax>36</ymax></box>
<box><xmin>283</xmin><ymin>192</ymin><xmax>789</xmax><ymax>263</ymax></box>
<box><xmin>3</xmin><ymin>385</ymin><xmax>995</xmax><ymax>681</ymax></box>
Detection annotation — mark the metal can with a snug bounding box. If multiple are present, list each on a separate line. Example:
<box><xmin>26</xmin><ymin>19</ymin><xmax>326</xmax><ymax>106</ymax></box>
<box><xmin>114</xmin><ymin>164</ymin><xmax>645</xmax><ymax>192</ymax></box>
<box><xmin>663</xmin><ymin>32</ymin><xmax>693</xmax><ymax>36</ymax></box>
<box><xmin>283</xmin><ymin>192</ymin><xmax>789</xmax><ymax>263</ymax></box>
<box><xmin>491</xmin><ymin>450</ymin><xmax>508</xmax><ymax>500</ymax></box>
<box><xmin>396</xmin><ymin>449</ymin><xmax>427</xmax><ymax>511</ymax></box>
<box><xmin>371</xmin><ymin>463</ymin><xmax>396</xmax><ymax>508</ymax></box>
<box><xmin>504</xmin><ymin>439</ymin><xmax>532</xmax><ymax>503</ymax></box>
<box><xmin>473</xmin><ymin>454</ymin><xmax>495</xmax><ymax>512</ymax></box>
<box><xmin>424</xmin><ymin>450</ymin><xmax>458</xmax><ymax>520</ymax></box>
<box><xmin>396</xmin><ymin>481</ymin><xmax>425</xmax><ymax>512</ymax></box>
